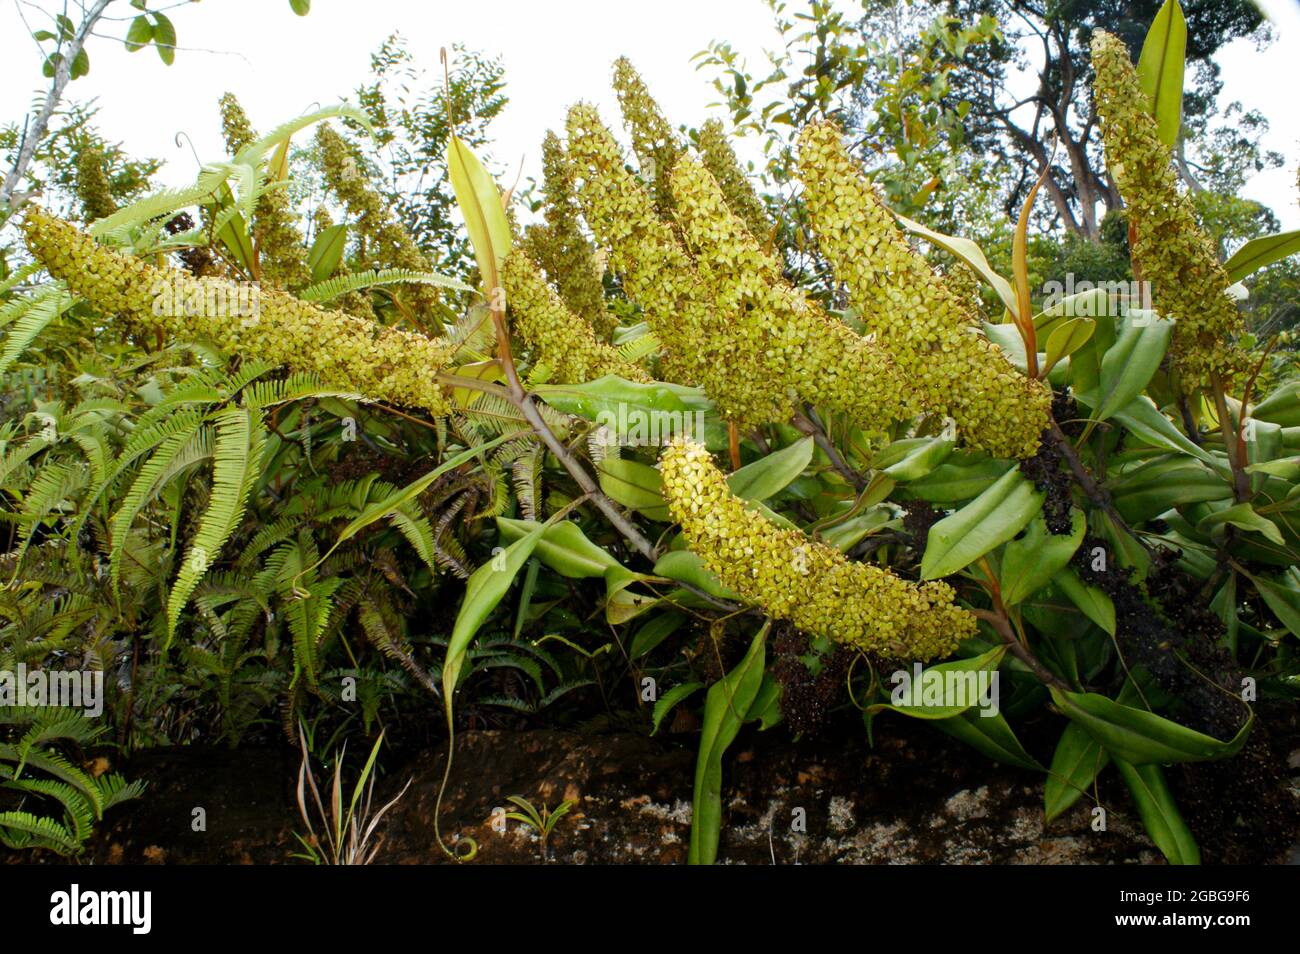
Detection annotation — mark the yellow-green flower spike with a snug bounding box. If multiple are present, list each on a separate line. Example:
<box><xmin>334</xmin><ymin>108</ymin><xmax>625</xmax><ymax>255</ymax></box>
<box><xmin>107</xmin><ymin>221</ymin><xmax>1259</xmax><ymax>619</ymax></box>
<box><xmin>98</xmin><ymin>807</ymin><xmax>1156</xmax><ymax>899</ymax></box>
<box><xmin>669</xmin><ymin>155</ymin><xmax>916</xmax><ymax>435</ymax></box>
<box><xmin>696</xmin><ymin>118</ymin><xmax>769</xmax><ymax>240</ymax></box>
<box><xmin>524</xmin><ymin>131</ymin><xmax>616</xmax><ymax>339</ymax></box>
<box><xmin>1091</xmin><ymin>31</ymin><xmax>1248</xmax><ymax>387</ymax></box>
<box><xmin>21</xmin><ymin>208</ymin><xmax>455</xmax><ymax>416</ymax></box>
<box><xmin>565</xmin><ymin>104</ymin><xmax>792</xmax><ymax>428</ymax></box>
<box><xmin>217</xmin><ymin>93</ymin><xmax>312</xmax><ymax>290</ymax></box>
<box><xmin>218</xmin><ymin>92</ymin><xmax>256</xmax><ymax>156</ymax></box>
<box><xmin>502</xmin><ymin>251</ymin><xmax>649</xmax><ymax>384</ymax></box>
<box><xmin>316</xmin><ymin>124</ymin><xmax>441</xmax><ymax>316</ymax></box>
<box><xmin>74</xmin><ymin>142</ymin><xmax>116</xmax><ymax>224</ymax></box>
<box><xmin>611</xmin><ymin>58</ymin><xmax>684</xmax><ymax>213</ymax></box>
<box><xmin>660</xmin><ymin>438</ymin><xmax>972</xmax><ymax>661</ymax></box>
<box><xmin>796</xmin><ymin>122</ymin><xmax>1051</xmax><ymax>459</ymax></box>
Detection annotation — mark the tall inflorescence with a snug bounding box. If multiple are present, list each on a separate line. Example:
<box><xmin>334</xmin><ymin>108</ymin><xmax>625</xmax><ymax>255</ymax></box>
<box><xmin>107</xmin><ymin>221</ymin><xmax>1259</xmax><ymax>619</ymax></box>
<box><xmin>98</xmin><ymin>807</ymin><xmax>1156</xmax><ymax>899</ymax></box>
<box><xmin>217</xmin><ymin>93</ymin><xmax>312</xmax><ymax>290</ymax></box>
<box><xmin>502</xmin><ymin>251</ymin><xmax>648</xmax><ymax>384</ymax></box>
<box><xmin>1091</xmin><ymin>31</ymin><xmax>1247</xmax><ymax>389</ymax></box>
<box><xmin>218</xmin><ymin>93</ymin><xmax>257</xmax><ymax>155</ymax></box>
<box><xmin>669</xmin><ymin>155</ymin><xmax>915</xmax><ymax>436</ymax></box>
<box><xmin>316</xmin><ymin>124</ymin><xmax>441</xmax><ymax>317</ymax></box>
<box><xmin>73</xmin><ymin>142</ymin><xmax>116</xmax><ymax>223</ymax></box>
<box><xmin>695</xmin><ymin>118</ymin><xmax>769</xmax><ymax>240</ymax></box>
<box><xmin>797</xmin><ymin>123</ymin><xmax>1051</xmax><ymax>459</ymax></box>
<box><xmin>660</xmin><ymin>439</ymin><xmax>972</xmax><ymax>661</ymax></box>
<box><xmin>565</xmin><ymin>104</ymin><xmax>792</xmax><ymax>429</ymax></box>
<box><xmin>21</xmin><ymin>208</ymin><xmax>455</xmax><ymax>416</ymax></box>
<box><xmin>523</xmin><ymin>131</ymin><xmax>616</xmax><ymax>339</ymax></box>
<box><xmin>611</xmin><ymin>58</ymin><xmax>683</xmax><ymax>214</ymax></box>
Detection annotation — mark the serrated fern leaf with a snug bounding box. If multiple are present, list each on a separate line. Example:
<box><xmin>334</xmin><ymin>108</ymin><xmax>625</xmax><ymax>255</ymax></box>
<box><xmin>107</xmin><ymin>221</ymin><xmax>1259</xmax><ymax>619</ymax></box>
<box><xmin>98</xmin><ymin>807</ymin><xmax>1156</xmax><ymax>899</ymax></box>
<box><xmin>299</xmin><ymin>267</ymin><xmax>474</xmax><ymax>302</ymax></box>
<box><xmin>165</xmin><ymin>407</ymin><xmax>266</xmax><ymax>644</ymax></box>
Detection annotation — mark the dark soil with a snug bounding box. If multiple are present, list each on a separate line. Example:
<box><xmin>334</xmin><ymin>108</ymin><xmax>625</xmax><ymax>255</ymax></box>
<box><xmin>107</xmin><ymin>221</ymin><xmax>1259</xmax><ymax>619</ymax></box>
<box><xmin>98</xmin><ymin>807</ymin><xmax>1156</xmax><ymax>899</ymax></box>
<box><xmin>6</xmin><ymin>709</ymin><xmax>1297</xmax><ymax>865</ymax></box>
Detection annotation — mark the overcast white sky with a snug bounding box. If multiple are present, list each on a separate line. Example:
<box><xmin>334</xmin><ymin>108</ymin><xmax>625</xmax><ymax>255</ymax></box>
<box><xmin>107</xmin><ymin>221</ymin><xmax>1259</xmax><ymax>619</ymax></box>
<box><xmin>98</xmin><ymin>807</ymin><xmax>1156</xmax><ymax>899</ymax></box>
<box><xmin>2</xmin><ymin>0</ymin><xmax>1298</xmax><ymax>228</ymax></box>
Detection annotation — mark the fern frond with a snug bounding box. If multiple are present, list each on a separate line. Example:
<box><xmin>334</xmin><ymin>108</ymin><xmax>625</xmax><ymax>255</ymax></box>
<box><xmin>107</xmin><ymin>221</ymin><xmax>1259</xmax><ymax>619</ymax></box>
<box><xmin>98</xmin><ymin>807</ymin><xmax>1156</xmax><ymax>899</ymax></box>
<box><xmin>165</xmin><ymin>407</ymin><xmax>267</xmax><ymax>644</ymax></box>
<box><xmin>0</xmin><ymin>288</ymin><xmax>72</xmax><ymax>375</ymax></box>
<box><xmin>298</xmin><ymin>267</ymin><xmax>473</xmax><ymax>303</ymax></box>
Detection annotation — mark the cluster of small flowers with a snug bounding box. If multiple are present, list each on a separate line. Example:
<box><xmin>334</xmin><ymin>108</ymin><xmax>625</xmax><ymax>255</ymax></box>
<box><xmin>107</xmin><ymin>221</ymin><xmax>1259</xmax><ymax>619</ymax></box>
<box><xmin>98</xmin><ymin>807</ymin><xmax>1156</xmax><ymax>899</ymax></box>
<box><xmin>566</xmin><ymin>103</ymin><xmax>786</xmax><ymax>428</ymax></box>
<box><xmin>73</xmin><ymin>142</ymin><xmax>117</xmax><ymax>224</ymax></box>
<box><xmin>796</xmin><ymin>122</ymin><xmax>1051</xmax><ymax>460</ymax></box>
<box><xmin>21</xmin><ymin>207</ymin><xmax>456</xmax><ymax>416</ymax></box>
<box><xmin>659</xmin><ymin>439</ymin><xmax>973</xmax><ymax>661</ymax></box>
<box><xmin>217</xmin><ymin>93</ymin><xmax>312</xmax><ymax>290</ymax></box>
<box><xmin>611</xmin><ymin>57</ymin><xmax>684</xmax><ymax>213</ymax></box>
<box><xmin>316</xmin><ymin>123</ymin><xmax>441</xmax><ymax>315</ymax></box>
<box><xmin>695</xmin><ymin>119</ymin><xmax>770</xmax><ymax>240</ymax></box>
<box><xmin>522</xmin><ymin>131</ymin><xmax>617</xmax><ymax>340</ymax></box>
<box><xmin>669</xmin><ymin>155</ymin><xmax>916</xmax><ymax>434</ymax></box>
<box><xmin>502</xmin><ymin>251</ymin><xmax>648</xmax><ymax>383</ymax></box>
<box><xmin>1091</xmin><ymin>32</ymin><xmax>1248</xmax><ymax>388</ymax></box>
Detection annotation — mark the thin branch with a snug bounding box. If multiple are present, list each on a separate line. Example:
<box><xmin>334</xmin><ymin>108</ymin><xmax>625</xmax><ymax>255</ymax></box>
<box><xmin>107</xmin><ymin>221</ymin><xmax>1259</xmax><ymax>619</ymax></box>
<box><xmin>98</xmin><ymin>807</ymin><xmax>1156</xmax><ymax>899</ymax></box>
<box><xmin>1</xmin><ymin>0</ymin><xmax>113</xmax><ymax>207</ymax></box>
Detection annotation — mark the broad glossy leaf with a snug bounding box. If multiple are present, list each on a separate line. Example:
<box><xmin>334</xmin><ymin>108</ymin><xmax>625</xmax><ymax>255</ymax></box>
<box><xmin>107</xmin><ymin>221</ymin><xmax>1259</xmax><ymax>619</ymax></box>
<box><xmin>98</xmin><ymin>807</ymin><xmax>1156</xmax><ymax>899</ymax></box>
<box><xmin>1091</xmin><ymin>316</ymin><xmax>1174</xmax><ymax>421</ymax></box>
<box><xmin>1136</xmin><ymin>0</ymin><xmax>1187</xmax><ymax>148</ymax></box>
<box><xmin>921</xmin><ymin>468</ymin><xmax>1044</xmax><ymax>579</ymax></box>
<box><xmin>690</xmin><ymin>624</ymin><xmax>768</xmax><ymax>865</ymax></box>
<box><xmin>1050</xmin><ymin>687</ymin><xmax>1251</xmax><ymax>764</ymax></box>
<box><xmin>933</xmin><ymin>707</ymin><xmax>1042</xmax><ymax>772</ymax></box>
<box><xmin>1044</xmin><ymin>721</ymin><xmax>1109</xmax><ymax>821</ymax></box>
<box><xmin>727</xmin><ymin>436</ymin><xmax>813</xmax><ymax>501</ymax></box>
<box><xmin>893</xmin><ymin>212</ymin><xmax>1019</xmax><ymax>318</ymax></box>
<box><xmin>442</xmin><ymin>525</ymin><xmax>546</xmax><ymax>720</ymax></box>
<box><xmin>307</xmin><ymin>224</ymin><xmax>347</xmax><ymax>282</ymax></box>
<box><xmin>1054</xmin><ymin>568</ymin><xmax>1116</xmax><ymax>635</ymax></box>
<box><xmin>999</xmin><ymin>510</ymin><xmax>1085</xmax><ymax>606</ymax></box>
<box><xmin>1223</xmin><ymin>228</ymin><xmax>1300</xmax><ymax>284</ymax></box>
<box><xmin>1114</xmin><ymin>759</ymin><xmax>1200</xmax><ymax>865</ymax></box>
<box><xmin>869</xmin><ymin>646</ymin><xmax>1007</xmax><ymax>720</ymax></box>
<box><xmin>497</xmin><ymin>517</ymin><xmax>619</xmax><ymax>578</ymax></box>
<box><xmin>1042</xmin><ymin>317</ymin><xmax>1095</xmax><ymax>377</ymax></box>
<box><xmin>596</xmin><ymin>458</ymin><xmax>670</xmax><ymax>521</ymax></box>
<box><xmin>447</xmin><ymin>134</ymin><xmax>512</xmax><ymax>293</ymax></box>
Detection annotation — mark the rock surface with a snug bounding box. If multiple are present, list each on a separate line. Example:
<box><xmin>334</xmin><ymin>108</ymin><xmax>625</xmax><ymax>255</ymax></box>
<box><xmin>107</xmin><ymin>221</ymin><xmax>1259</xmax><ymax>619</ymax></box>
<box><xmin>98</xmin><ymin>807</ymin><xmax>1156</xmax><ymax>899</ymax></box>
<box><xmin>6</xmin><ymin>711</ymin><xmax>1295</xmax><ymax>865</ymax></box>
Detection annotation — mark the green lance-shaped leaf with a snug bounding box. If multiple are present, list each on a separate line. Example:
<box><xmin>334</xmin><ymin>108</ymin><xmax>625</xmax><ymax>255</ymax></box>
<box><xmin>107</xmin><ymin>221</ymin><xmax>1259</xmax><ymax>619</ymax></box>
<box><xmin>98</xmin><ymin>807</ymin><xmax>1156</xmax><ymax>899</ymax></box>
<box><xmin>1114</xmin><ymin>759</ymin><xmax>1200</xmax><ymax>865</ymax></box>
<box><xmin>1044</xmin><ymin>721</ymin><xmax>1110</xmax><ymax>822</ymax></box>
<box><xmin>1053</xmin><ymin>568</ymin><xmax>1116</xmax><ymax>635</ymax></box>
<box><xmin>1223</xmin><ymin>229</ymin><xmax>1300</xmax><ymax>284</ymax></box>
<box><xmin>448</xmin><ymin>133</ymin><xmax>512</xmax><ymax>295</ymax></box>
<box><xmin>726</xmin><ymin>436</ymin><xmax>814</xmax><ymax>501</ymax></box>
<box><xmin>306</xmin><ymin>223</ymin><xmax>348</xmax><ymax>281</ymax></box>
<box><xmin>497</xmin><ymin>517</ymin><xmax>619</xmax><ymax>578</ymax></box>
<box><xmin>597</xmin><ymin>457</ymin><xmax>671</xmax><ymax>521</ymax></box>
<box><xmin>166</xmin><ymin>407</ymin><xmax>267</xmax><ymax>645</ymax></box>
<box><xmin>1041</xmin><ymin>317</ymin><xmax>1095</xmax><ymax>378</ymax></box>
<box><xmin>442</xmin><ymin>524</ymin><xmax>548</xmax><ymax>720</ymax></box>
<box><xmin>1196</xmin><ymin>502</ymin><xmax>1284</xmax><ymax>546</ymax></box>
<box><xmin>868</xmin><ymin>645</ymin><xmax>1007</xmax><ymax>720</ymax></box>
<box><xmin>653</xmin><ymin>549</ymin><xmax>741</xmax><ymax>601</ymax></box>
<box><xmin>1136</xmin><ymin>0</ymin><xmax>1188</xmax><ymax>148</ymax></box>
<box><xmin>892</xmin><ymin>212</ymin><xmax>1019</xmax><ymax>319</ymax></box>
<box><xmin>313</xmin><ymin>432</ymin><xmax>518</xmax><ymax>572</ymax></box>
<box><xmin>534</xmin><ymin>375</ymin><xmax>729</xmax><ymax>451</ymax></box>
<box><xmin>873</xmin><ymin>436</ymin><xmax>956</xmax><ymax>482</ymax></box>
<box><xmin>1090</xmin><ymin>315</ymin><xmax>1175</xmax><ymax>422</ymax></box>
<box><xmin>689</xmin><ymin>622</ymin><xmax>768</xmax><ymax>865</ymax></box>
<box><xmin>1111</xmin><ymin>395</ymin><xmax>1215</xmax><ymax>464</ymax></box>
<box><xmin>908</xmin><ymin>456</ymin><xmax>1014</xmax><ymax>504</ymax></box>
<box><xmin>933</xmin><ymin>708</ymin><xmax>1043</xmax><ymax>772</ymax></box>
<box><xmin>1049</xmin><ymin>687</ymin><xmax>1252</xmax><ymax>765</ymax></box>
<box><xmin>921</xmin><ymin>467</ymin><xmax>1045</xmax><ymax>579</ymax></box>
<box><xmin>999</xmin><ymin>510</ymin><xmax>1085</xmax><ymax>606</ymax></box>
